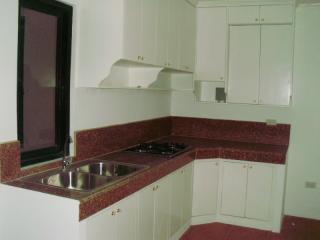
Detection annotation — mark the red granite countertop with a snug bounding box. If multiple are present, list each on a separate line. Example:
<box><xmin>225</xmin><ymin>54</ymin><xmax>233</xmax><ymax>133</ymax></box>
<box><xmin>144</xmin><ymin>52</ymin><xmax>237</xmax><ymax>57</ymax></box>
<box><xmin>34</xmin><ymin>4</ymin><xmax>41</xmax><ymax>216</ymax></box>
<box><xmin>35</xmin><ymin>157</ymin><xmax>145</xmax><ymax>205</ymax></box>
<box><xmin>7</xmin><ymin>136</ymin><xmax>288</xmax><ymax>221</ymax></box>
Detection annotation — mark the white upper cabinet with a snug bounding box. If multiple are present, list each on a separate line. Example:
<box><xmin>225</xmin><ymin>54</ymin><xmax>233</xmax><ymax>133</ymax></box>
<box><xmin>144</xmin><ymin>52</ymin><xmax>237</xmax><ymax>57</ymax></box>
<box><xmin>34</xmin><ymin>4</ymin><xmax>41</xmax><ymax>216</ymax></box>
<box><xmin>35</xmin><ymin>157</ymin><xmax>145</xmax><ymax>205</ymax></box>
<box><xmin>141</xmin><ymin>0</ymin><xmax>157</xmax><ymax>64</ymax></box>
<box><xmin>228</xmin><ymin>6</ymin><xmax>260</xmax><ymax>25</ymax></box>
<box><xmin>178</xmin><ymin>0</ymin><xmax>196</xmax><ymax>72</ymax></box>
<box><xmin>260</xmin><ymin>5</ymin><xmax>294</xmax><ymax>24</ymax></box>
<box><xmin>229</xmin><ymin>5</ymin><xmax>294</xmax><ymax>25</ymax></box>
<box><xmin>155</xmin><ymin>0</ymin><xmax>169</xmax><ymax>67</ymax></box>
<box><xmin>124</xmin><ymin>0</ymin><xmax>142</xmax><ymax>62</ymax></box>
<box><xmin>259</xmin><ymin>25</ymin><xmax>294</xmax><ymax>106</ymax></box>
<box><xmin>167</xmin><ymin>0</ymin><xmax>180</xmax><ymax>69</ymax></box>
<box><xmin>228</xmin><ymin>25</ymin><xmax>260</xmax><ymax>104</ymax></box>
<box><xmin>124</xmin><ymin>0</ymin><xmax>157</xmax><ymax>64</ymax></box>
<box><xmin>195</xmin><ymin>7</ymin><xmax>227</xmax><ymax>81</ymax></box>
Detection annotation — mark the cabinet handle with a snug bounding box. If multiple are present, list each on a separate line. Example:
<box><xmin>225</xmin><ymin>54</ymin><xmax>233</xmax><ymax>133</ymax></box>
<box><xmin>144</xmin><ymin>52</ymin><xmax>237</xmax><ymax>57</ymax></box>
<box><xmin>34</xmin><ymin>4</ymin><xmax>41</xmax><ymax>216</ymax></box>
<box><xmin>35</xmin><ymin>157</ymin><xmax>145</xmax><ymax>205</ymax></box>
<box><xmin>117</xmin><ymin>208</ymin><xmax>121</xmax><ymax>213</ymax></box>
<box><xmin>156</xmin><ymin>185</ymin><xmax>159</xmax><ymax>190</ymax></box>
<box><xmin>261</xmin><ymin>18</ymin><xmax>265</xmax><ymax>22</ymax></box>
<box><xmin>153</xmin><ymin>186</ymin><xmax>156</xmax><ymax>191</ymax></box>
<box><xmin>249</xmin><ymin>166</ymin><xmax>253</xmax><ymax>169</ymax></box>
<box><xmin>220</xmin><ymin>77</ymin><xmax>224</xmax><ymax>80</ymax></box>
<box><xmin>141</xmin><ymin>56</ymin><xmax>144</xmax><ymax>61</ymax></box>
<box><xmin>111</xmin><ymin>210</ymin><xmax>116</xmax><ymax>216</ymax></box>
<box><xmin>215</xmin><ymin>162</ymin><xmax>219</xmax><ymax>166</ymax></box>
<box><xmin>255</xmin><ymin>18</ymin><xmax>259</xmax><ymax>22</ymax></box>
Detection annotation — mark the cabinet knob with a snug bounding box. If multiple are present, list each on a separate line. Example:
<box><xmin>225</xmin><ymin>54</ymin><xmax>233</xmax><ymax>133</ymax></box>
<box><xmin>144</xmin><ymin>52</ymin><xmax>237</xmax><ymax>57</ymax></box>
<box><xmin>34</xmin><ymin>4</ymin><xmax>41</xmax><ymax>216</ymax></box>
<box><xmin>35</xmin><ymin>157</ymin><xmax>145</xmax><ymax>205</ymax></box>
<box><xmin>111</xmin><ymin>210</ymin><xmax>116</xmax><ymax>216</ymax></box>
<box><xmin>137</xmin><ymin>56</ymin><xmax>141</xmax><ymax>60</ymax></box>
<box><xmin>220</xmin><ymin>77</ymin><xmax>224</xmax><ymax>80</ymax></box>
<box><xmin>261</xmin><ymin>18</ymin><xmax>265</xmax><ymax>22</ymax></box>
<box><xmin>141</xmin><ymin>56</ymin><xmax>144</xmax><ymax>61</ymax></box>
<box><xmin>249</xmin><ymin>166</ymin><xmax>253</xmax><ymax>169</ymax></box>
<box><xmin>255</xmin><ymin>18</ymin><xmax>259</xmax><ymax>22</ymax></box>
<box><xmin>117</xmin><ymin>208</ymin><xmax>121</xmax><ymax>213</ymax></box>
<box><xmin>215</xmin><ymin>162</ymin><xmax>219</xmax><ymax>166</ymax></box>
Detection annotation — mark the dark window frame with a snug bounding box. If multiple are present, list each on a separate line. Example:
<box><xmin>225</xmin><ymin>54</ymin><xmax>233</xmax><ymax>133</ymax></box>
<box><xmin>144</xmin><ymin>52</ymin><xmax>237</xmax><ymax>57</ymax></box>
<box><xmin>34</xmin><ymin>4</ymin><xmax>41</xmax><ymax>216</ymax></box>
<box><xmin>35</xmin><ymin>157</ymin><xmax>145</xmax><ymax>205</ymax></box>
<box><xmin>17</xmin><ymin>0</ymin><xmax>73</xmax><ymax>167</ymax></box>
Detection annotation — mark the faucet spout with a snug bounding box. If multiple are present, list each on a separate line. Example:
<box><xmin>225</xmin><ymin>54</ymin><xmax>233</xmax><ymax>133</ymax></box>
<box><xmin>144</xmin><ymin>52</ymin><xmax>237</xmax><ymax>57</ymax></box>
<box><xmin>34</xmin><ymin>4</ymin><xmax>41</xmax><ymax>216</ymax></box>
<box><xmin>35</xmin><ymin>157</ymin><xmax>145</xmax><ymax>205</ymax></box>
<box><xmin>62</xmin><ymin>136</ymin><xmax>73</xmax><ymax>170</ymax></box>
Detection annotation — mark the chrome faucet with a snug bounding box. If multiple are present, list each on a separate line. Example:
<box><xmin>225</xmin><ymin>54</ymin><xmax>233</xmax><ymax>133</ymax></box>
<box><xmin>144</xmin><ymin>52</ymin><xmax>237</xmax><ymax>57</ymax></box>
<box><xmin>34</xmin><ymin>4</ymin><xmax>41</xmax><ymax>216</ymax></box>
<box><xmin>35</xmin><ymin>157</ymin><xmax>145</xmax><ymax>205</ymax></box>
<box><xmin>62</xmin><ymin>136</ymin><xmax>73</xmax><ymax>170</ymax></box>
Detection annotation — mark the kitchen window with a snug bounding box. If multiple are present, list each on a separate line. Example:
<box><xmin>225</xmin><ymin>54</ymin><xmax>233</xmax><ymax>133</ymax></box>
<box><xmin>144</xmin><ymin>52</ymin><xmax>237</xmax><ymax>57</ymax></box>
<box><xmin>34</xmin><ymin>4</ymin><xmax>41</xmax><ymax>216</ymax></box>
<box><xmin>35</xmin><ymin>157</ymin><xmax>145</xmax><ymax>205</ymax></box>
<box><xmin>17</xmin><ymin>0</ymin><xmax>73</xmax><ymax>166</ymax></box>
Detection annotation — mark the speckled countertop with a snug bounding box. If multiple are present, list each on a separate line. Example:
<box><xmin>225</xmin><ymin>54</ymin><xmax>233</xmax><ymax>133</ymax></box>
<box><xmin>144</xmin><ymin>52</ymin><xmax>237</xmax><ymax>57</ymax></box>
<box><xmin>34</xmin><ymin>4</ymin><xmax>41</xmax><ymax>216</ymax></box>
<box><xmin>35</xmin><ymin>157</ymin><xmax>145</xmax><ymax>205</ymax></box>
<box><xmin>7</xmin><ymin>135</ymin><xmax>288</xmax><ymax>221</ymax></box>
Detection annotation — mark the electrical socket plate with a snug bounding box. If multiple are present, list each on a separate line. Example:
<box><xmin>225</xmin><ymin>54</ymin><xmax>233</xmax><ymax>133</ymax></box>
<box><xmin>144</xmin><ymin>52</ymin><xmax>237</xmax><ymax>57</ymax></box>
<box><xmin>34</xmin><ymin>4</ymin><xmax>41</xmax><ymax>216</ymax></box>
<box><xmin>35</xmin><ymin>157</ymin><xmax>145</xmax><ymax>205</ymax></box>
<box><xmin>305</xmin><ymin>181</ymin><xmax>317</xmax><ymax>189</ymax></box>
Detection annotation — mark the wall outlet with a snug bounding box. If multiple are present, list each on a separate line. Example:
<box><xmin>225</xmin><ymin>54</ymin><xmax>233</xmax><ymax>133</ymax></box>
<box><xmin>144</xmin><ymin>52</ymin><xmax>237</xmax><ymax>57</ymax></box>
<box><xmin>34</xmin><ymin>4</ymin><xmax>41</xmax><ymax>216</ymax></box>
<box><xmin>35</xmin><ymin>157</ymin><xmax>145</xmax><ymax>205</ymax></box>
<box><xmin>266</xmin><ymin>119</ymin><xmax>278</xmax><ymax>126</ymax></box>
<box><xmin>305</xmin><ymin>181</ymin><xmax>317</xmax><ymax>189</ymax></box>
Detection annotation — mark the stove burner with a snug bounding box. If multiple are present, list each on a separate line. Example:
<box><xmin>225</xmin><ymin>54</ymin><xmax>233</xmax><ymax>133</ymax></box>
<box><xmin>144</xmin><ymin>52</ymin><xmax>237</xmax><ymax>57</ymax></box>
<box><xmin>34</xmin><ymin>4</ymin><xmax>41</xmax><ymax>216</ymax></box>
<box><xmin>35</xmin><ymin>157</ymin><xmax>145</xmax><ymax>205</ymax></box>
<box><xmin>126</xmin><ymin>142</ymin><xmax>188</xmax><ymax>157</ymax></box>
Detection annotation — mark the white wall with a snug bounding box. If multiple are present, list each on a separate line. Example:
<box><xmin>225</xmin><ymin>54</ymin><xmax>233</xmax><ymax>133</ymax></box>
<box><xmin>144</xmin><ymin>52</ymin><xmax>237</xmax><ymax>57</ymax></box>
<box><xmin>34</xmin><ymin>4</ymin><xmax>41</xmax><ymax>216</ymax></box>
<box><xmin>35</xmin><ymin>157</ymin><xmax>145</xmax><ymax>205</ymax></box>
<box><xmin>0</xmin><ymin>0</ymin><xmax>19</xmax><ymax>142</ymax></box>
<box><xmin>0</xmin><ymin>0</ymin><xmax>171</xmax><ymax>145</ymax></box>
<box><xmin>171</xmin><ymin>5</ymin><xmax>320</xmax><ymax>220</ymax></box>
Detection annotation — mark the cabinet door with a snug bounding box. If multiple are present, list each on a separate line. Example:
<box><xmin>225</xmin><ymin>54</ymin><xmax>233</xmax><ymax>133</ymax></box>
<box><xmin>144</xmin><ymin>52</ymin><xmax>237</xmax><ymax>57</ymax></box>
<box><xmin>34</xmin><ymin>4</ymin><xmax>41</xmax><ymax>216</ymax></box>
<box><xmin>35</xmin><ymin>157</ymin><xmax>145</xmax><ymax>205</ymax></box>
<box><xmin>138</xmin><ymin>185</ymin><xmax>155</xmax><ymax>240</ymax></box>
<box><xmin>116</xmin><ymin>195</ymin><xmax>138</xmax><ymax>240</ymax></box>
<box><xmin>192</xmin><ymin>160</ymin><xmax>219</xmax><ymax>216</ymax></box>
<box><xmin>167</xmin><ymin>0</ymin><xmax>179</xmax><ymax>69</ymax></box>
<box><xmin>182</xmin><ymin>163</ymin><xmax>193</xmax><ymax>225</ymax></box>
<box><xmin>196</xmin><ymin>7</ymin><xmax>227</xmax><ymax>81</ymax></box>
<box><xmin>228</xmin><ymin>6</ymin><xmax>260</xmax><ymax>25</ymax></box>
<box><xmin>141</xmin><ymin>0</ymin><xmax>157</xmax><ymax>64</ymax></box>
<box><xmin>246</xmin><ymin>164</ymin><xmax>273</xmax><ymax>221</ymax></box>
<box><xmin>86</xmin><ymin>207</ymin><xmax>117</xmax><ymax>240</ymax></box>
<box><xmin>154</xmin><ymin>177</ymin><xmax>171</xmax><ymax>240</ymax></box>
<box><xmin>178</xmin><ymin>0</ymin><xmax>196</xmax><ymax>72</ymax></box>
<box><xmin>260</xmin><ymin>5</ymin><xmax>294</xmax><ymax>24</ymax></box>
<box><xmin>259</xmin><ymin>25</ymin><xmax>293</xmax><ymax>106</ymax></box>
<box><xmin>228</xmin><ymin>25</ymin><xmax>260</xmax><ymax>104</ymax></box>
<box><xmin>220</xmin><ymin>161</ymin><xmax>248</xmax><ymax>217</ymax></box>
<box><xmin>124</xmin><ymin>0</ymin><xmax>142</xmax><ymax>62</ymax></box>
<box><xmin>156</xmin><ymin>0</ymin><xmax>169</xmax><ymax>67</ymax></box>
<box><xmin>169</xmin><ymin>170</ymin><xmax>183</xmax><ymax>236</ymax></box>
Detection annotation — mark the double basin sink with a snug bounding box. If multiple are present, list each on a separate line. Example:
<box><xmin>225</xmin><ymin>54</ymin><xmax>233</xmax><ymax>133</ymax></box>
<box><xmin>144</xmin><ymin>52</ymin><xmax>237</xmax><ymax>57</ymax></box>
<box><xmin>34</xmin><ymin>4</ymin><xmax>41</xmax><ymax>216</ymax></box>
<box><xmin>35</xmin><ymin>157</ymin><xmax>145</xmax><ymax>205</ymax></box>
<box><xmin>27</xmin><ymin>161</ymin><xmax>148</xmax><ymax>192</ymax></box>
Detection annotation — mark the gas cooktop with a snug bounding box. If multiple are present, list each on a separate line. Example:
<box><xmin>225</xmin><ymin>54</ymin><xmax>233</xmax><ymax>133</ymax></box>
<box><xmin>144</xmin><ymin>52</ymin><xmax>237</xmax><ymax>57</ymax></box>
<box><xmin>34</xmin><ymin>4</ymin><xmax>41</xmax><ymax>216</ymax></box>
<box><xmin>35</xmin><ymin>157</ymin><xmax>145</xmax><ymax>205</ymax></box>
<box><xmin>126</xmin><ymin>142</ymin><xmax>188</xmax><ymax>157</ymax></box>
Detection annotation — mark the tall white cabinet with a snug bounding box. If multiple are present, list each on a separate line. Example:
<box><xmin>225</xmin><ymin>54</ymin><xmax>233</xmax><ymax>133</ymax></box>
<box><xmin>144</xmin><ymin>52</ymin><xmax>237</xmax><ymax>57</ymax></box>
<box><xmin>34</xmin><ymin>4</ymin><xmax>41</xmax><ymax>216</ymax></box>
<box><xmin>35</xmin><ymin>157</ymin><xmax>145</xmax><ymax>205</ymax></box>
<box><xmin>259</xmin><ymin>25</ymin><xmax>294</xmax><ymax>105</ymax></box>
<box><xmin>228</xmin><ymin>25</ymin><xmax>260</xmax><ymax>104</ymax></box>
<box><xmin>195</xmin><ymin>7</ymin><xmax>227</xmax><ymax>82</ymax></box>
<box><xmin>227</xmin><ymin>5</ymin><xmax>294</xmax><ymax>106</ymax></box>
<box><xmin>195</xmin><ymin>3</ymin><xmax>295</xmax><ymax>106</ymax></box>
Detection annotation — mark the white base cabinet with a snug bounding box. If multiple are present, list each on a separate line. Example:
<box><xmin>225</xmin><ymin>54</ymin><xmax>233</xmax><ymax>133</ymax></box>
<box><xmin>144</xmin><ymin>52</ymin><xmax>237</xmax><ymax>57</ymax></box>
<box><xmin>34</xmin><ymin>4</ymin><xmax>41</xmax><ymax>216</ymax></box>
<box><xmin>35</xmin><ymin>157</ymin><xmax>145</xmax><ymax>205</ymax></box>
<box><xmin>192</xmin><ymin>159</ymin><xmax>219</xmax><ymax>217</ymax></box>
<box><xmin>83</xmin><ymin>194</ymin><xmax>138</xmax><ymax>240</ymax></box>
<box><xmin>191</xmin><ymin>159</ymin><xmax>286</xmax><ymax>233</ymax></box>
<box><xmin>0</xmin><ymin>160</ymin><xmax>285</xmax><ymax>239</ymax></box>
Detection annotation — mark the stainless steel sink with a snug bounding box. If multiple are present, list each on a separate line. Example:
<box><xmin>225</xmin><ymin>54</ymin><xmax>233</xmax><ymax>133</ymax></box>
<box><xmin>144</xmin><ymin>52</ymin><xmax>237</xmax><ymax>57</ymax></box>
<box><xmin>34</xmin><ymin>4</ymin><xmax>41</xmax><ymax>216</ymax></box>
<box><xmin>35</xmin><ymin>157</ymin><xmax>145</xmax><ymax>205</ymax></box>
<box><xmin>40</xmin><ymin>171</ymin><xmax>114</xmax><ymax>191</ymax></box>
<box><xmin>76</xmin><ymin>162</ymin><xmax>146</xmax><ymax>177</ymax></box>
<box><xmin>29</xmin><ymin>161</ymin><xmax>148</xmax><ymax>192</ymax></box>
